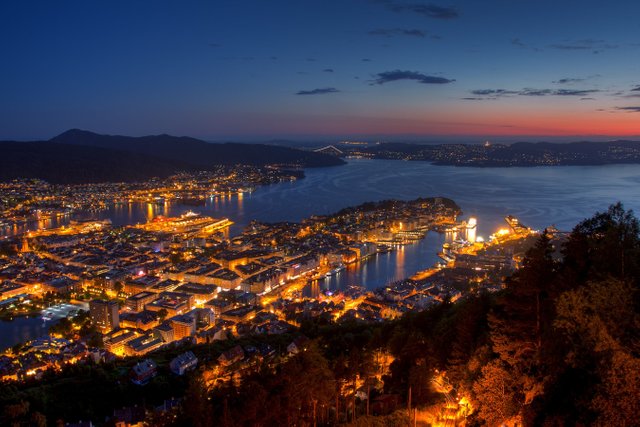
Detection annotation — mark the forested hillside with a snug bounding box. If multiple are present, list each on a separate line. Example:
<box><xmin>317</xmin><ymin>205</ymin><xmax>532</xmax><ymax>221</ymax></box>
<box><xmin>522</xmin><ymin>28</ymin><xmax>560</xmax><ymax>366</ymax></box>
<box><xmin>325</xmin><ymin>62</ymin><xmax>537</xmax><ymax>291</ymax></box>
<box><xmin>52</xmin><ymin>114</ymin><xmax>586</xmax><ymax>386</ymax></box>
<box><xmin>2</xmin><ymin>204</ymin><xmax>638</xmax><ymax>426</ymax></box>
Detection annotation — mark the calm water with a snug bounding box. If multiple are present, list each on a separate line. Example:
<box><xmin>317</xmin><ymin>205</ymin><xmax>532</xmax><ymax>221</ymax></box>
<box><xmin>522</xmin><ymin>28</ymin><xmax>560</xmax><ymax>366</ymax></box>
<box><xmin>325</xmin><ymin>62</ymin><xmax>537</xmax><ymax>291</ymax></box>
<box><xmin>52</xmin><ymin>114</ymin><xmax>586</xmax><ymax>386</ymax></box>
<box><xmin>65</xmin><ymin>159</ymin><xmax>640</xmax><ymax>234</ymax></box>
<box><xmin>0</xmin><ymin>316</ymin><xmax>52</xmax><ymax>351</ymax></box>
<box><xmin>3</xmin><ymin>159</ymin><xmax>640</xmax><ymax>348</ymax></box>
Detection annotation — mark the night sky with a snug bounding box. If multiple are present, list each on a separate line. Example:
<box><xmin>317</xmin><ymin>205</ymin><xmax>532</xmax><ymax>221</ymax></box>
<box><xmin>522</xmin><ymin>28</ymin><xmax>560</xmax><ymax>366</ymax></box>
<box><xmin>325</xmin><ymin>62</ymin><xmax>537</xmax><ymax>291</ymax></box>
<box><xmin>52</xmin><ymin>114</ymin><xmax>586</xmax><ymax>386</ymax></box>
<box><xmin>2</xmin><ymin>0</ymin><xmax>640</xmax><ymax>141</ymax></box>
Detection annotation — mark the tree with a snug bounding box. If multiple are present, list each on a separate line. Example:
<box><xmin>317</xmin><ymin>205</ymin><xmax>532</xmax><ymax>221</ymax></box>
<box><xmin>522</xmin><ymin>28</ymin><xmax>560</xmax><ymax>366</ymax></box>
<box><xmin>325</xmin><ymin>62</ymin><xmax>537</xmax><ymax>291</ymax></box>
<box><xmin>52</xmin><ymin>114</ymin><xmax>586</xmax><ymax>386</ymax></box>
<box><xmin>157</xmin><ymin>308</ymin><xmax>169</xmax><ymax>322</ymax></box>
<box><xmin>562</xmin><ymin>202</ymin><xmax>640</xmax><ymax>288</ymax></box>
<box><xmin>473</xmin><ymin>360</ymin><xmax>520</xmax><ymax>426</ymax></box>
<box><xmin>182</xmin><ymin>374</ymin><xmax>213</xmax><ymax>427</ymax></box>
<box><xmin>114</xmin><ymin>281</ymin><xmax>124</xmax><ymax>295</ymax></box>
<box><xmin>555</xmin><ymin>278</ymin><xmax>640</xmax><ymax>424</ymax></box>
<box><xmin>476</xmin><ymin>232</ymin><xmax>558</xmax><ymax>423</ymax></box>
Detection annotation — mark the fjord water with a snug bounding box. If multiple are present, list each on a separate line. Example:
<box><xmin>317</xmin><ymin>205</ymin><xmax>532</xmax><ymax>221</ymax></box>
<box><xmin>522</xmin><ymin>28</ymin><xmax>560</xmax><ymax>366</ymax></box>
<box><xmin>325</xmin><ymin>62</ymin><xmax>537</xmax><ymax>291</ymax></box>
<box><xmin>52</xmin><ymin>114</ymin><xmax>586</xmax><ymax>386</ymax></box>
<box><xmin>101</xmin><ymin>158</ymin><xmax>640</xmax><ymax>290</ymax></box>
<box><xmin>2</xmin><ymin>159</ymin><xmax>640</xmax><ymax>350</ymax></box>
<box><xmin>101</xmin><ymin>159</ymin><xmax>640</xmax><ymax>234</ymax></box>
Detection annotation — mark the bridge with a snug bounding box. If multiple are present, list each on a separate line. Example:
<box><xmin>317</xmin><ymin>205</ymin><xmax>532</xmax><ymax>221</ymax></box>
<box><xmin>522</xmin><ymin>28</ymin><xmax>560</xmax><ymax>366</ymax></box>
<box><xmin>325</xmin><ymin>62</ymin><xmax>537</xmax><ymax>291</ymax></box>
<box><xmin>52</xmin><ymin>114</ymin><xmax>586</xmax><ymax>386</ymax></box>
<box><xmin>313</xmin><ymin>145</ymin><xmax>344</xmax><ymax>156</ymax></box>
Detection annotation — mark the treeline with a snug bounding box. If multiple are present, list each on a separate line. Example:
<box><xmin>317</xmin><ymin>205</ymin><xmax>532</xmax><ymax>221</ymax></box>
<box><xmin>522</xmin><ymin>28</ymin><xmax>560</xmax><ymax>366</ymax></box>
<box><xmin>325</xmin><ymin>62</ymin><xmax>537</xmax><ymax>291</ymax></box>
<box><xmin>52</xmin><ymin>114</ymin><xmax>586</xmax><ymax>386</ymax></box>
<box><xmin>182</xmin><ymin>202</ymin><xmax>640</xmax><ymax>426</ymax></box>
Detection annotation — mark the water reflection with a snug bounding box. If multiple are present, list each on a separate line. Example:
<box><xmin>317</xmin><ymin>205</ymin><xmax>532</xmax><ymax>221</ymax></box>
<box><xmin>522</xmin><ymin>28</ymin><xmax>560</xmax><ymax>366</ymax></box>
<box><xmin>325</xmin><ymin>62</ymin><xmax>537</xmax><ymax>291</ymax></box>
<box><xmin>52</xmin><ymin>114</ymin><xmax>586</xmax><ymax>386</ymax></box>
<box><xmin>4</xmin><ymin>159</ymin><xmax>640</xmax><ymax>290</ymax></box>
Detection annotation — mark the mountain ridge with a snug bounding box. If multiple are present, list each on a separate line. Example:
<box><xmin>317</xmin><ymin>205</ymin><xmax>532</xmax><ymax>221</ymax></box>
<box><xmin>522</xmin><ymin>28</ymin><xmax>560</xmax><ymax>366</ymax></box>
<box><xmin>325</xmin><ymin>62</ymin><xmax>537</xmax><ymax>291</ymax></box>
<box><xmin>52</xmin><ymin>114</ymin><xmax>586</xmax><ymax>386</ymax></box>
<box><xmin>0</xmin><ymin>129</ymin><xmax>345</xmax><ymax>184</ymax></box>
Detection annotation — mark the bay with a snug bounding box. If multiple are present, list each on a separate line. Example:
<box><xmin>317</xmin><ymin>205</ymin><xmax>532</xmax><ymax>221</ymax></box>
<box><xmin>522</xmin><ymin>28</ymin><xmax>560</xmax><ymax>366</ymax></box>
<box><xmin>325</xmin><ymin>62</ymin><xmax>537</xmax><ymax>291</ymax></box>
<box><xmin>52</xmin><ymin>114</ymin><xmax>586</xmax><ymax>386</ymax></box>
<box><xmin>3</xmin><ymin>159</ymin><xmax>640</xmax><ymax>348</ymax></box>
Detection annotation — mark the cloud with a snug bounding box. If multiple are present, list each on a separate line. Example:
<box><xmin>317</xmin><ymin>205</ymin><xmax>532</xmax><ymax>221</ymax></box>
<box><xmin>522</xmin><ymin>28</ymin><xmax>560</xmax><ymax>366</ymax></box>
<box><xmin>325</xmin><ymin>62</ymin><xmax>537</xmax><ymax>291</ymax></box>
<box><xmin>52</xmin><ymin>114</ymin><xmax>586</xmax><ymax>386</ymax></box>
<box><xmin>369</xmin><ymin>28</ymin><xmax>427</xmax><ymax>37</ymax></box>
<box><xmin>553</xmin><ymin>78</ymin><xmax>585</xmax><ymax>84</ymax></box>
<box><xmin>362</xmin><ymin>58</ymin><xmax>372</xmax><ymax>62</ymax></box>
<box><xmin>615</xmin><ymin>106</ymin><xmax>640</xmax><ymax>112</ymax></box>
<box><xmin>470</xmin><ymin>88</ymin><xmax>599</xmax><ymax>98</ymax></box>
<box><xmin>510</xmin><ymin>38</ymin><xmax>540</xmax><ymax>51</ymax></box>
<box><xmin>553</xmin><ymin>89</ymin><xmax>600</xmax><ymax>96</ymax></box>
<box><xmin>548</xmin><ymin>39</ymin><xmax>618</xmax><ymax>53</ymax></box>
<box><xmin>379</xmin><ymin>1</ymin><xmax>459</xmax><ymax>19</ymax></box>
<box><xmin>296</xmin><ymin>87</ymin><xmax>340</xmax><ymax>96</ymax></box>
<box><xmin>471</xmin><ymin>89</ymin><xmax>518</xmax><ymax>96</ymax></box>
<box><xmin>520</xmin><ymin>89</ymin><xmax>553</xmax><ymax>96</ymax></box>
<box><xmin>323</xmin><ymin>68</ymin><xmax>334</xmax><ymax>73</ymax></box>
<box><xmin>371</xmin><ymin>70</ymin><xmax>455</xmax><ymax>85</ymax></box>
<box><xmin>632</xmin><ymin>85</ymin><xmax>640</xmax><ymax>92</ymax></box>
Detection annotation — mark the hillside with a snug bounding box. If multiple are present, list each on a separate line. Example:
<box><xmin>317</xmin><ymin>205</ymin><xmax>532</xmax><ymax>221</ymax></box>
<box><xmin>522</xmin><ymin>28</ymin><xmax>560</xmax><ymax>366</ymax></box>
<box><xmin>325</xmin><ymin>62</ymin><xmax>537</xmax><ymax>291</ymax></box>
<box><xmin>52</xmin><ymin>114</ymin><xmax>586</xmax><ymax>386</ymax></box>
<box><xmin>351</xmin><ymin>140</ymin><xmax>640</xmax><ymax>166</ymax></box>
<box><xmin>0</xmin><ymin>130</ymin><xmax>344</xmax><ymax>184</ymax></box>
<box><xmin>0</xmin><ymin>141</ymin><xmax>189</xmax><ymax>184</ymax></box>
<box><xmin>50</xmin><ymin>129</ymin><xmax>345</xmax><ymax>168</ymax></box>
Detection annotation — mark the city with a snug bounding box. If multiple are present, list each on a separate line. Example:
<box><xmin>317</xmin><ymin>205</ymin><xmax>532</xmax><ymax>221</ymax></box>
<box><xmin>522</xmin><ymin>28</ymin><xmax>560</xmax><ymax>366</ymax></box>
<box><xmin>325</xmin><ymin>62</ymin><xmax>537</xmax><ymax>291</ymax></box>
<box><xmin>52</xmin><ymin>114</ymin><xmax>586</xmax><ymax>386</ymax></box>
<box><xmin>0</xmin><ymin>181</ymin><xmax>546</xmax><ymax>424</ymax></box>
<box><xmin>2</xmin><ymin>0</ymin><xmax>640</xmax><ymax>426</ymax></box>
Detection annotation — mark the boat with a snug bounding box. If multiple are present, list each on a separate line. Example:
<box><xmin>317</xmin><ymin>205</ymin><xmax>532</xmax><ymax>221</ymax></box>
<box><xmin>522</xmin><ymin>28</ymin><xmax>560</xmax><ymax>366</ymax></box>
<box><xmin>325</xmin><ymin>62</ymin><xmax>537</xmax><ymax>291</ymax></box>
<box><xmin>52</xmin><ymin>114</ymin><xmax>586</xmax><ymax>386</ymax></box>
<box><xmin>438</xmin><ymin>252</ymin><xmax>455</xmax><ymax>263</ymax></box>
<box><xmin>377</xmin><ymin>244</ymin><xmax>393</xmax><ymax>254</ymax></box>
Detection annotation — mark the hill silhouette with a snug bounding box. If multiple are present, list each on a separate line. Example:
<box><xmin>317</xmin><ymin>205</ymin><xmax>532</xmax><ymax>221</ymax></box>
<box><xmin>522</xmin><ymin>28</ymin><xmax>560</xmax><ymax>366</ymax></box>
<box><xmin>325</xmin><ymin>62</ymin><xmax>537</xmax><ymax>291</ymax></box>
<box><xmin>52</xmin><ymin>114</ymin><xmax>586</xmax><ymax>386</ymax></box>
<box><xmin>0</xmin><ymin>130</ymin><xmax>344</xmax><ymax>184</ymax></box>
<box><xmin>50</xmin><ymin>129</ymin><xmax>345</xmax><ymax>168</ymax></box>
<box><xmin>0</xmin><ymin>141</ymin><xmax>189</xmax><ymax>184</ymax></box>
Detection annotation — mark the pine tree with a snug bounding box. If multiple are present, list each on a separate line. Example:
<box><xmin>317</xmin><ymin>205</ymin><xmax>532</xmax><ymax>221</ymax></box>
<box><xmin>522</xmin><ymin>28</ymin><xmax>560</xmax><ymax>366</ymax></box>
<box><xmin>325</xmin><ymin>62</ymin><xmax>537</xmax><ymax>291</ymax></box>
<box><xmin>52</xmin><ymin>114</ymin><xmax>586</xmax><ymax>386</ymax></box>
<box><xmin>476</xmin><ymin>231</ymin><xmax>558</xmax><ymax>423</ymax></box>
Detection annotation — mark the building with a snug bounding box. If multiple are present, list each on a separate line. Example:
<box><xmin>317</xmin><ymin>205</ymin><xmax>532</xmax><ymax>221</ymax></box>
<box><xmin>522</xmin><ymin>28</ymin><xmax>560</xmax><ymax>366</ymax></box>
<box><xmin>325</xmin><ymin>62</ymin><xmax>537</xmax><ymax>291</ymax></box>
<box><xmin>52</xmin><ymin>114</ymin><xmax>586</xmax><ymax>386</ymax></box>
<box><xmin>287</xmin><ymin>336</ymin><xmax>310</xmax><ymax>355</ymax></box>
<box><xmin>218</xmin><ymin>345</ymin><xmax>244</xmax><ymax>366</ymax></box>
<box><xmin>90</xmin><ymin>299</ymin><xmax>120</xmax><ymax>332</ymax></box>
<box><xmin>130</xmin><ymin>359</ymin><xmax>157</xmax><ymax>385</ymax></box>
<box><xmin>170</xmin><ymin>314</ymin><xmax>196</xmax><ymax>340</ymax></box>
<box><xmin>125</xmin><ymin>291</ymin><xmax>159</xmax><ymax>312</ymax></box>
<box><xmin>153</xmin><ymin>323</ymin><xmax>175</xmax><ymax>343</ymax></box>
<box><xmin>145</xmin><ymin>291</ymin><xmax>194</xmax><ymax>317</ymax></box>
<box><xmin>170</xmin><ymin>351</ymin><xmax>198</xmax><ymax>375</ymax></box>
<box><xmin>218</xmin><ymin>305</ymin><xmax>257</xmax><ymax>323</ymax></box>
<box><xmin>125</xmin><ymin>333</ymin><xmax>164</xmax><ymax>356</ymax></box>
<box><xmin>103</xmin><ymin>330</ymin><xmax>138</xmax><ymax>356</ymax></box>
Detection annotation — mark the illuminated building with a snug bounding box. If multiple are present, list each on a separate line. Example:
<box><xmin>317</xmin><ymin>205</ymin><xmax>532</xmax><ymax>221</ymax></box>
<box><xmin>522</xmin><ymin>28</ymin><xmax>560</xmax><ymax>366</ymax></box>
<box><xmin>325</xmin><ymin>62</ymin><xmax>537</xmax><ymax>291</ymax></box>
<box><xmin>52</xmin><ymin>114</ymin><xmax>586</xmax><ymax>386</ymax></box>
<box><xmin>90</xmin><ymin>299</ymin><xmax>120</xmax><ymax>332</ymax></box>
<box><xmin>169</xmin><ymin>314</ymin><xmax>196</xmax><ymax>340</ymax></box>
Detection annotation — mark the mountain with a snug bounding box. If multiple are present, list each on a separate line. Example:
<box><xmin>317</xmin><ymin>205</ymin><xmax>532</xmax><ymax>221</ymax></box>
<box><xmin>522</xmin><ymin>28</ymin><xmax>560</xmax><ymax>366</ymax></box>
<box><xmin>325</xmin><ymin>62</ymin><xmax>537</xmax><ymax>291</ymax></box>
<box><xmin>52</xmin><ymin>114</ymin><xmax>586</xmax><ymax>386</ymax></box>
<box><xmin>0</xmin><ymin>130</ymin><xmax>345</xmax><ymax>184</ymax></box>
<box><xmin>0</xmin><ymin>141</ymin><xmax>189</xmax><ymax>184</ymax></box>
<box><xmin>50</xmin><ymin>129</ymin><xmax>345</xmax><ymax>168</ymax></box>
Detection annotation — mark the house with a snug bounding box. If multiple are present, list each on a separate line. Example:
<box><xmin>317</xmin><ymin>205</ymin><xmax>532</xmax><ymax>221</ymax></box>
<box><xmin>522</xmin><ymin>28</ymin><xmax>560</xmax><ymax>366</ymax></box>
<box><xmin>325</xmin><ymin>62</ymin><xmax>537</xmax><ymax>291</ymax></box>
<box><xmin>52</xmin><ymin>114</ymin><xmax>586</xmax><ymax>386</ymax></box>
<box><xmin>170</xmin><ymin>351</ymin><xmax>198</xmax><ymax>375</ymax></box>
<box><xmin>130</xmin><ymin>359</ymin><xmax>157</xmax><ymax>385</ymax></box>
<box><xmin>195</xmin><ymin>326</ymin><xmax>228</xmax><ymax>344</ymax></box>
<box><xmin>218</xmin><ymin>345</ymin><xmax>244</xmax><ymax>366</ymax></box>
<box><xmin>287</xmin><ymin>336</ymin><xmax>310</xmax><ymax>355</ymax></box>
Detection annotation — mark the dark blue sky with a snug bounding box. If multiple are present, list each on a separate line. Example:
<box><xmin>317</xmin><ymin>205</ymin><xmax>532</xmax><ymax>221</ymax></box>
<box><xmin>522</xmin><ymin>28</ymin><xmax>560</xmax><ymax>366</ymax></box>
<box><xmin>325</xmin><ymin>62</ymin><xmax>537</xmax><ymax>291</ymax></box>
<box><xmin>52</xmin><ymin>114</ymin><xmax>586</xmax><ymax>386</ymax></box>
<box><xmin>2</xmin><ymin>0</ymin><xmax>640</xmax><ymax>141</ymax></box>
